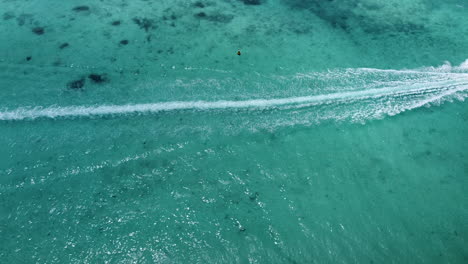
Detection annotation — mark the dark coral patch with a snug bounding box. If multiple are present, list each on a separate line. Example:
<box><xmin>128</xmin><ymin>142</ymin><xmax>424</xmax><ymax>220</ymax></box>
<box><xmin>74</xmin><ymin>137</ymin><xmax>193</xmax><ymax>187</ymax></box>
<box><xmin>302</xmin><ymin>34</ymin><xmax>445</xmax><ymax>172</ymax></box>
<box><xmin>283</xmin><ymin>0</ymin><xmax>425</xmax><ymax>34</ymax></box>
<box><xmin>3</xmin><ymin>12</ymin><xmax>15</xmax><ymax>20</ymax></box>
<box><xmin>193</xmin><ymin>2</ymin><xmax>205</xmax><ymax>8</ymax></box>
<box><xmin>195</xmin><ymin>12</ymin><xmax>207</xmax><ymax>18</ymax></box>
<box><xmin>132</xmin><ymin>17</ymin><xmax>155</xmax><ymax>32</ymax></box>
<box><xmin>17</xmin><ymin>14</ymin><xmax>34</xmax><ymax>26</ymax></box>
<box><xmin>111</xmin><ymin>20</ymin><xmax>121</xmax><ymax>26</ymax></box>
<box><xmin>72</xmin><ymin>6</ymin><xmax>90</xmax><ymax>12</ymax></box>
<box><xmin>59</xmin><ymin>43</ymin><xmax>69</xmax><ymax>49</ymax></box>
<box><xmin>206</xmin><ymin>14</ymin><xmax>234</xmax><ymax>23</ymax></box>
<box><xmin>88</xmin><ymin>73</ymin><xmax>109</xmax><ymax>84</ymax></box>
<box><xmin>67</xmin><ymin>78</ymin><xmax>85</xmax><ymax>89</ymax></box>
<box><xmin>239</xmin><ymin>0</ymin><xmax>263</xmax><ymax>5</ymax></box>
<box><xmin>194</xmin><ymin>12</ymin><xmax>233</xmax><ymax>23</ymax></box>
<box><xmin>32</xmin><ymin>27</ymin><xmax>44</xmax><ymax>35</ymax></box>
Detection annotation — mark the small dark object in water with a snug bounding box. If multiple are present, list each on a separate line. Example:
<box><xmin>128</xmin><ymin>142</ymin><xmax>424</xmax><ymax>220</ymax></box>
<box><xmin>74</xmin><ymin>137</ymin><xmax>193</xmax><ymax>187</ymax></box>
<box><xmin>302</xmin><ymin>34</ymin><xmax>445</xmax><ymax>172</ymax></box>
<box><xmin>72</xmin><ymin>6</ymin><xmax>90</xmax><ymax>12</ymax></box>
<box><xmin>26</xmin><ymin>56</ymin><xmax>32</xmax><ymax>61</ymax></box>
<box><xmin>237</xmin><ymin>50</ymin><xmax>241</xmax><ymax>56</ymax></box>
<box><xmin>32</xmin><ymin>27</ymin><xmax>44</xmax><ymax>35</ymax></box>
<box><xmin>59</xmin><ymin>43</ymin><xmax>69</xmax><ymax>49</ymax></box>
<box><xmin>88</xmin><ymin>73</ymin><xmax>108</xmax><ymax>83</ymax></box>
<box><xmin>120</xmin><ymin>39</ymin><xmax>129</xmax><ymax>45</ymax></box>
<box><xmin>111</xmin><ymin>20</ymin><xmax>121</xmax><ymax>26</ymax></box>
<box><xmin>67</xmin><ymin>78</ymin><xmax>85</xmax><ymax>89</ymax></box>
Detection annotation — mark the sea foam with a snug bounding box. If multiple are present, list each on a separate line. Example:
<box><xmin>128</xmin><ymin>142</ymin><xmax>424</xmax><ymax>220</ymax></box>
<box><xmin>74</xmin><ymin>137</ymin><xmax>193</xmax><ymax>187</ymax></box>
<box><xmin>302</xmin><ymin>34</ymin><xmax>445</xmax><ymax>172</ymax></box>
<box><xmin>1</xmin><ymin>64</ymin><xmax>467</xmax><ymax>123</ymax></box>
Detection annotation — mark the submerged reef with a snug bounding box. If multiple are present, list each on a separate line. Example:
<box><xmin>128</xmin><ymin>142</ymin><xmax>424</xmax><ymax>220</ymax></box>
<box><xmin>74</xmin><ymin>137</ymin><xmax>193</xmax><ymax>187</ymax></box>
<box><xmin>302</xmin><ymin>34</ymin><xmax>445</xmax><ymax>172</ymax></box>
<box><xmin>31</xmin><ymin>26</ymin><xmax>44</xmax><ymax>35</ymax></box>
<box><xmin>283</xmin><ymin>0</ymin><xmax>427</xmax><ymax>34</ymax></box>
<box><xmin>59</xmin><ymin>43</ymin><xmax>69</xmax><ymax>49</ymax></box>
<box><xmin>239</xmin><ymin>0</ymin><xmax>264</xmax><ymax>5</ymax></box>
<box><xmin>67</xmin><ymin>78</ymin><xmax>85</xmax><ymax>89</ymax></box>
<box><xmin>72</xmin><ymin>6</ymin><xmax>90</xmax><ymax>12</ymax></box>
<box><xmin>194</xmin><ymin>11</ymin><xmax>234</xmax><ymax>23</ymax></box>
<box><xmin>132</xmin><ymin>17</ymin><xmax>156</xmax><ymax>32</ymax></box>
<box><xmin>16</xmin><ymin>14</ymin><xmax>34</xmax><ymax>26</ymax></box>
<box><xmin>3</xmin><ymin>12</ymin><xmax>15</xmax><ymax>20</ymax></box>
<box><xmin>193</xmin><ymin>1</ymin><xmax>206</xmax><ymax>8</ymax></box>
<box><xmin>88</xmin><ymin>73</ymin><xmax>109</xmax><ymax>84</ymax></box>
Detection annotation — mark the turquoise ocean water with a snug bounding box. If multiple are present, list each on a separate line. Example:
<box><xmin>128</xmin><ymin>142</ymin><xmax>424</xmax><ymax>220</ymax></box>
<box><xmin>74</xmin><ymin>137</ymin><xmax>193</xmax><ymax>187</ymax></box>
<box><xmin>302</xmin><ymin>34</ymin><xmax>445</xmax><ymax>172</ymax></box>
<box><xmin>1</xmin><ymin>0</ymin><xmax>467</xmax><ymax>263</ymax></box>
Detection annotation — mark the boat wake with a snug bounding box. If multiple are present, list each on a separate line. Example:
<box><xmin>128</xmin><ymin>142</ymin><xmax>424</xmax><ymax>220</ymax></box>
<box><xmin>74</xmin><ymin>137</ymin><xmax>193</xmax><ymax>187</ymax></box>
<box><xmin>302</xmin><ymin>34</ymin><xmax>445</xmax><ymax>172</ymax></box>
<box><xmin>1</xmin><ymin>61</ymin><xmax>468</xmax><ymax>124</ymax></box>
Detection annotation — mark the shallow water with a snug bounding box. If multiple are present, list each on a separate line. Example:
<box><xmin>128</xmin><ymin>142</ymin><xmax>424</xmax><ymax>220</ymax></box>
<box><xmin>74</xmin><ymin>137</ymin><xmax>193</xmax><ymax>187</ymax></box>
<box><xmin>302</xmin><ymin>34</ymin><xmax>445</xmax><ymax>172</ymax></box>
<box><xmin>0</xmin><ymin>0</ymin><xmax>467</xmax><ymax>263</ymax></box>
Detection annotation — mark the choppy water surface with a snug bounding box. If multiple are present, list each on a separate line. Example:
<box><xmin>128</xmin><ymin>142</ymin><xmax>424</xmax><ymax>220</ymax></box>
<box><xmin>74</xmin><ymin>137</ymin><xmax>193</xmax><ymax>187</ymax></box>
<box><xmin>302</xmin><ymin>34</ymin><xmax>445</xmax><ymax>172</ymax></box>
<box><xmin>0</xmin><ymin>0</ymin><xmax>467</xmax><ymax>263</ymax></box>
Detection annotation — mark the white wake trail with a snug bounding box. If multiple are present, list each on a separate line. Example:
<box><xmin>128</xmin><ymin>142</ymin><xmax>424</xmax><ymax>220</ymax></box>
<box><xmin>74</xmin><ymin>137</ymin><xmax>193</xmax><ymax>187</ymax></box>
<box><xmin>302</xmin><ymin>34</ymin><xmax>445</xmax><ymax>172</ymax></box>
<box><xmin>1</xmin><ymin>67</ymin><xmax>468</xmax><ymax>122</ymax></box>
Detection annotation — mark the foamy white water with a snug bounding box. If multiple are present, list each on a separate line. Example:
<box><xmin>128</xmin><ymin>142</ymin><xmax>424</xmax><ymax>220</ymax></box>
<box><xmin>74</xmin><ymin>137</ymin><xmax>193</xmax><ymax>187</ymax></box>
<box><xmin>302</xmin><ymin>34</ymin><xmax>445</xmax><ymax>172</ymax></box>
<box><xmin>1</xmin><ymin>67</ymin><xmax>467</xmax><ymax>122</ymax></box>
